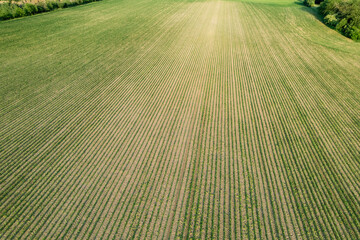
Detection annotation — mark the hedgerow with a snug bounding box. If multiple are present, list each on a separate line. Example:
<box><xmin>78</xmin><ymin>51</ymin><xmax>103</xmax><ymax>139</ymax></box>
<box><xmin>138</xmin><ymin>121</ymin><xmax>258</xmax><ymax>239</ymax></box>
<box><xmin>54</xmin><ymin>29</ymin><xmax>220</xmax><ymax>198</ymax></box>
<box><xmin>0</xmin><ymin>0</ymin><xmax>101</xmax><ymax>21</ymax></box>
<box><xmin>320</xmin><ymin>0</ymin><xmax>360</xmax><ymax>40</ymax></box>
<box><xmin>304</xmin><ymin>0</ymin><xmax>360</xmax><ymax>40</ymax></box>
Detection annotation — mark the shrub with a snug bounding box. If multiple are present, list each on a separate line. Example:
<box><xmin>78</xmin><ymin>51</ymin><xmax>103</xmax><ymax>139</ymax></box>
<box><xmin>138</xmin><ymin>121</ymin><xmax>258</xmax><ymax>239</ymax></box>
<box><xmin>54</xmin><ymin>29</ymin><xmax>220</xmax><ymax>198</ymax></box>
<box><xmin>36</xmin><ymin>2</ymin><xmax>49</xmax><ymax>12</ymax></box>
<box><xmin>45</xmin><ymin>1</ymin><xmax>52</xmax><ymax>10</ymax></box>
<box><xmin>12</xmin><ymin>5</ymin><xmax>25</xmax><ymax>17</ymax></box>
<box><xmin>348</xmin><ymin>26</ymin><xmax>360</xmax><ymax>40</ymax></box>
<box><xmin>66</xmin><ymin>0</ymin><xmax>77</xmax><ymax>7</ymax></box>
<box><xmin>0</xmin><ymin>4</ymin><xmax>13</xmax><ymax>20</ymax></box>
<box><xmin>57</xmin><ymin>1</ymin><xmax>65</xmax><ymax>8</ymax></box>
<box><xmin>335</xmin><ymin>18</ymin><xmax>347</xmax><ymax>31</ymax></box>
<box><xmin>324</xmin><ymin>14</ymin><xmax>338</xmax><ymax>26</ymax></box>
<box><xmin>304</xmin><ymin>0</ymin><xmax>315</xmax><ymax>7</ymax></box>
<box><xmin>23</xmin><ymin>3</ymin><xmax>38</xmax><ymax>15</ymax></box>
<box><xmin>46</xmin><ymin>1</ymin><xmax>59</xmax><ymax>10</ymax></box>
<box><xmin>319</xmin><ymin>0</ymin><xmax>343</xmax><ymax>15</ymax></box>
<box><xmin>52</xmin><ymin>1</ymin><xmax>60</xmax><ymax>8</ymax></box>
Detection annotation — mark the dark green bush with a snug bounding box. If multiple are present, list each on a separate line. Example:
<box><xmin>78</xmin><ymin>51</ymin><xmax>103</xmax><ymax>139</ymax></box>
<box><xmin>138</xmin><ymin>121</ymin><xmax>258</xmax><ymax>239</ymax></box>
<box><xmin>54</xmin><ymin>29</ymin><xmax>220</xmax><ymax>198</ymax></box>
<box><xmin>23</xmin><ymin>3</ymin><xmax>38</xmax><ymax>15</ymax></box>
<box><xmin>36</xmin><ymin>2</ymin><xmax>49</xmax><ymax>12</ymax></box>
<box><xmin>53</xmin><ymin>1</ymin><xmax>60</xmax><ymax>8</ymax></box>
<box><xmin>46</xmin><ymin>1</ymin><xmax>60</xmax><ymax>10</ymax></box>
<box><xmin>67</xmin><ymin>1</ymin><xmax>77</xmax><ymax>7</ymax></box>
<box><xmin>348</xmin><ymin>26</ymin><xmax>360</xmax><ymax>40</ymax></box>
<box><xmin>335</xmin><ymin>18</ymin><xmax>347</xmax><ymax>30</ymax></box>
<box><xmin>12</xmin><ymin>5</ymin><xmax>25</xmax><ymax>17</ymax></box>
<box><xmin>0</xmin><ymin>4</ymin><xmax>13</xmax><ymax>20</ymax></box>
<box><xmin>45</xmin><ymin>1</ymin><xmax>53</xmax><ymax>10</ymax></box>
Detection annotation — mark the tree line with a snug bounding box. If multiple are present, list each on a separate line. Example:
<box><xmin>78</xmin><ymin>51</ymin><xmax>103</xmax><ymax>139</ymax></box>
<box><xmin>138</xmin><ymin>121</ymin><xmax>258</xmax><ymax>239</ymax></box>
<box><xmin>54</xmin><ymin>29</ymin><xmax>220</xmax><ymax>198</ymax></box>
<box><xmin>304</xmin><ymin>0</ymin><xmax>360</xmax><ymax>40</ymax></box>
<box><xmin>0</xmin><ymin>0</ymin><xmax>101</xmax><ymax>21</ymax></box>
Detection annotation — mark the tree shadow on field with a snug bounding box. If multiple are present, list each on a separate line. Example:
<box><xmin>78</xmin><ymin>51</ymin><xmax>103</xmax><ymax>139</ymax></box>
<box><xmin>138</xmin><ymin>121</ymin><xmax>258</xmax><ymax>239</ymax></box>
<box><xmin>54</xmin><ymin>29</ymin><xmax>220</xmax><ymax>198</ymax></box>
<box><xmin>294</xmin><ymin>0</ymin><xmax>305</xmax><ymax>6</ymax></box>
<box><xmin>295</xmin><ymin>0</ymin><xmax>323</xmax><ymax>22</ymax></box>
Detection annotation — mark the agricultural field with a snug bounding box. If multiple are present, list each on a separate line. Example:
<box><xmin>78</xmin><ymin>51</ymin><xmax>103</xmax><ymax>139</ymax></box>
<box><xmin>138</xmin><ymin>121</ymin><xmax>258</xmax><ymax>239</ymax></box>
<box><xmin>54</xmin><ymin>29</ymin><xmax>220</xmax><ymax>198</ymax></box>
<box><xmin>1</xmin><ymin>0</ymin><xmax>360</xmax><ymax>238</ymax></box>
